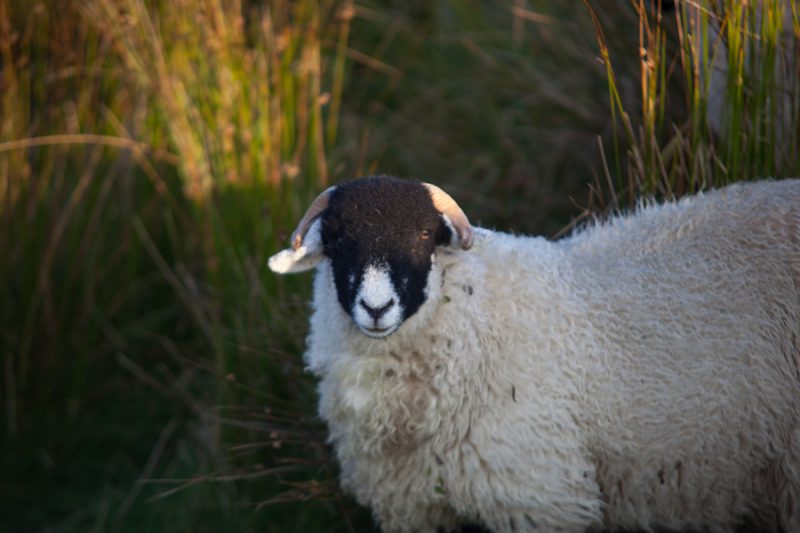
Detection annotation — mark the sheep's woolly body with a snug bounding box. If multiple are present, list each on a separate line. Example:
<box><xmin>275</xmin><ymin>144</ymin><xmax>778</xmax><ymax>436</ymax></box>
<box><xmin>304</xmin><ymin>180</ymin><xmax>800</xmax><ymax>532</ymax></box>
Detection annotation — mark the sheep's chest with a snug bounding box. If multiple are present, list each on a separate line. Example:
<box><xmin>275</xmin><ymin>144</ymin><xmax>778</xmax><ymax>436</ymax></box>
<box><xmin>320</xmin><ymin>348</ymin><xmax>445</xmax><ymax>455</ymax></box>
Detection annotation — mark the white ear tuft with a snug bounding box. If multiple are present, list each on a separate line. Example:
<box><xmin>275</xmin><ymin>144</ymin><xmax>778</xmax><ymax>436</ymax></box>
<box><xmin>269</xmin><ymin>219</ymin><xmax>325</xmax><ymax>274</ymax></box>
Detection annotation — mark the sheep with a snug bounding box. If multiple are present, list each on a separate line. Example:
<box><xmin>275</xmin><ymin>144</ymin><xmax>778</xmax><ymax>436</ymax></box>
<box><xmin>268</xmin><ymin>175</ymin><xmax>800</xmax><ymax>533</ymax></box>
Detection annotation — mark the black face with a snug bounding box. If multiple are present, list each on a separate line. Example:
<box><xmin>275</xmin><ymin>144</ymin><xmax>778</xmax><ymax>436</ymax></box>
<box><xmin>319</xmin><ymin>177</ymin><xmax>453</xmax><ymax>326</ymax></box>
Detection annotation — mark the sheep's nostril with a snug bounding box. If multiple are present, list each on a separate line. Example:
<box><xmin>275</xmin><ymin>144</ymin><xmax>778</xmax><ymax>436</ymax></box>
<box><xmin>376</xmin><ymin>299</ymin><xmax>395</xmax><ymax>317</ymax></box>
<box><xmin>359</xmin><ymin>298</ymin><xmax>395</xmax><ymax>320</ymax></box>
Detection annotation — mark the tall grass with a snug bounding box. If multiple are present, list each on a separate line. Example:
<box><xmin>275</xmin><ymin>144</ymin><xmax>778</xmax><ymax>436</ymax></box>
<box><xmin>0</xmin><ymin>1</ymin><xmax>205</xmax><ymax>528</ymax></box>
<box><xmin>81</xmin><ymin>0</ymin><xmax>346</xmax><ymax>429</ymax></box>
<box><xmin>588</xmin><ymin>0</ymin><xmax>799</xmax><ymax>207</ymax></box>
<box><xmin>2</xmin><ymin>0</ymin><xmax>362</xmax><ymax>530</ymax></box>
<box><xmin>78</xmin><ymin>0</ymin><xmax>364</xmax><ymax>528</ymax></box>
<box><xmin>83</xmin><ymin>0</ymin><xmax>340</xmax><ymax>197</ymax></box>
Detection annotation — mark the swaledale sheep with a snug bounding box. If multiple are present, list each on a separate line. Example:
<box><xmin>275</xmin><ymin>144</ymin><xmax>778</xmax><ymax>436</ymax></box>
<box><xmin>268</xmin><ymin>176</ymin><xmax>800</xmax><ymax>533</ymax></box>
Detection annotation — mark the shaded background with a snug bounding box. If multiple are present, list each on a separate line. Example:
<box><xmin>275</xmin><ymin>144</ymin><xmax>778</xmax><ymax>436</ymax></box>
<box><xmin>1</xmin><ymin>0</ymin><xmax>798</xmax><ymax>531</ymax></box>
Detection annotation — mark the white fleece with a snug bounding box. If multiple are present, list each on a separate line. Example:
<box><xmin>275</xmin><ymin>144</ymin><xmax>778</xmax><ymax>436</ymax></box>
<box><xmin>303</xmin><ymin>179</ymin><xmax>800</xmax><ymax>533</ymax></box>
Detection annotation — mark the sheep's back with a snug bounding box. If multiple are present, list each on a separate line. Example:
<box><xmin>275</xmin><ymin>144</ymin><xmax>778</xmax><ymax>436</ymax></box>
<box><xmin>564</xmin><ymin>179</ymin><xmax>800</xmax><ymax>530</ymax></box>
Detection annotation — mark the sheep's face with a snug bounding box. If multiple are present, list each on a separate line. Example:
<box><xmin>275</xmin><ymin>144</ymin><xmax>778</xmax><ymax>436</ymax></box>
<box><xmin>268</xmin><ymin>176</ymin><xmax>473</xmax><ymax>339</ymax></box>
<box><xmin>319</xmin><ymin>181</ymin><xmax>455</xmax><ymax>338</ymax></box>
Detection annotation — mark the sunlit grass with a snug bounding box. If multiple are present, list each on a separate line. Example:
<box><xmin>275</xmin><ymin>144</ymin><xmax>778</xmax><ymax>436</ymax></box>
<box><xmin>1</xmin><ymin>0</ymin><xmax>359</xmax><ymax>530</ymax></box>
<box><xmin>78</xmin><ymin>0</ymin><xmax>361</xmax><ymax>526</ymax></box>
<box><xmin>588</xmin><ymin>0</ymin><xmax>799</xmax><ymax>207</ymax></box>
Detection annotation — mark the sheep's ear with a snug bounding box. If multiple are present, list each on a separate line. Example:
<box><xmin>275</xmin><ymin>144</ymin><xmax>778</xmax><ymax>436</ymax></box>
<box><xmin>269</xmin><ymin>186</ymin><xmax>335</xmax><ymax>274</ymax></box>
<box><xmin>269</xmin><ymin>219</ymin><xmax>325</xmax><ymax>273</ymax></box>
<box><xmin>423</xmin><ymin>182</ymin><xmax>474</xmax><ymax>250</ymax></box>
<box><xmin>438</xmin><ymin>213</ymin><xmax>470</xmax><ymax>250</ymax></box>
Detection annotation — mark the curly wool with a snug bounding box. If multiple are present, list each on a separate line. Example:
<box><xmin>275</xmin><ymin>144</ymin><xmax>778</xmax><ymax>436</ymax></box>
<box><xmin>303</xmin><ymin>179</ymin><xmax>800</xmax><ymax>532</ymax></box>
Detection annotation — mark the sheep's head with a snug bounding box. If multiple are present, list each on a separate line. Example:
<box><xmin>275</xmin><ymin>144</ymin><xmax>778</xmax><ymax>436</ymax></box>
<box><xmin>269</xmin><ymin>176</ymin><xmax>473</xmax><ymax>338</ymax></box>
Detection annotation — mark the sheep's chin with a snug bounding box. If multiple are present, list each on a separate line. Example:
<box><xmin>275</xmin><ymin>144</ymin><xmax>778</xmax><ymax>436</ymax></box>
<box><xmin>356</xmin><ymin>322</ymin><xmax>401</xmax><ymax>339</ymax></box>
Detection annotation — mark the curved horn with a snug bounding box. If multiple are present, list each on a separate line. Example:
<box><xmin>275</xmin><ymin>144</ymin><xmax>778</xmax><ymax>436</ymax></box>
<box><xmin>422</xmin><ymin>183</ymin><xmax>474</xmax><ymax>250</ymax></box>
<box><xmin>291</xmin><ymin>186</ymin><xmax>335</xmax><ymax>250</ymax></box>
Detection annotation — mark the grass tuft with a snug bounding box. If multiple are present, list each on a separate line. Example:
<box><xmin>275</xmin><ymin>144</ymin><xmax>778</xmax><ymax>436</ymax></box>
<box><xmin>586</xmin><ymin>0</ymin><xmax>799</xmax><ymax>209</ymax></box>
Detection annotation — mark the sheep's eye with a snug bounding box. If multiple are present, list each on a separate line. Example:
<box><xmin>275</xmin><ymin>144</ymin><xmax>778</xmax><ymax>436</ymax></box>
<box><xmin>420</xmin><ymin>230</ymin><xmax>430</xmax><ymax>240</ymax></box>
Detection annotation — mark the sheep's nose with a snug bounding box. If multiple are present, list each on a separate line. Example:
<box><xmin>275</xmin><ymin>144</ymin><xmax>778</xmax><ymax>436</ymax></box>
<box><xmin>359</xmin><ymin>298</ymin><xmax>395</xmax><ymax>320</ymax></box>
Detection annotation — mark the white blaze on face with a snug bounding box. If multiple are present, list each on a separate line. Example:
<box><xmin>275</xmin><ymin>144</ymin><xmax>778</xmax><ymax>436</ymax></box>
<box><xmin>353</xmin><ymin>264</ymin><xmax>404</xmax><ymax>338</ymax></box>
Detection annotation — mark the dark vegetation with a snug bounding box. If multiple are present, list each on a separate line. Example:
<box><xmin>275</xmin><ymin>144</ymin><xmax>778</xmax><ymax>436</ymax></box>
<box><xmin>1</xmin><ymin>0</ymin><xmax>797</xmax><ymax>531</ymax></box>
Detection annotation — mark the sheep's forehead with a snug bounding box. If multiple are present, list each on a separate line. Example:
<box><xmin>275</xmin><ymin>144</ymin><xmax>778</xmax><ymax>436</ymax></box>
<box><xmin>323</xmin><ymin>178</ymin><xmax>441</xmax><ymax>243</ymax></box>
